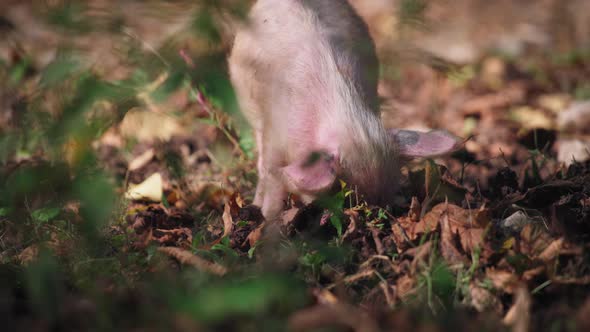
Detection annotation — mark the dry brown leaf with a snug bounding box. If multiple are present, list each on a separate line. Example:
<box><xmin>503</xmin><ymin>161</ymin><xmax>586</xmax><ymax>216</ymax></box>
<box><xmin>510</xmin><ymin>106</ymin><xmax>555</xmax><ymax>131</ymax></box>
<box><xmin>396</xmin><ymin>274</ymin><xmax>417</xmax><ymax>300</ymax></box>
<box><xmin>379</xmin><ymin>281</ymin><xmax>395</xmax><ymax>308</ymax></box>
<box><xmin>551</xmin><ymin>276</ymin><xmax>590</xmax><ymax>285</ymax></box>
<box><xmin>228</xmin><ymin>192</ymin><xmax>243</xmax><ymax>216</ymax></box>
<box><xmin>522</xmin><ymin>266</ymin><xmax>546</xmax><ymax>281</ymax></box>
<box><xmin>440</xmin><ymin>207</ymin><xmax>469</xmax><ymax>266</ymax></box>
<box><xmin>17</xmin><ymin>245</ymin><xmax>39</xmax><ymax>266</ymax></box>
<box><xmin>120</xmin><ymin>109</ymin><xmax>186</xmax><ymax>142</ymax></box>
<box><xmin>557</xmin><ymin>100</ymin><xmax>590</xmax><ymax>132</ymax></box>
<box><xmin>342</xmin><ymin>209</ymin><xmax>360</xmax><ymax>241</ymax></box>
<box><xmin>461</xmin><ymin>84</ymin><xmax>525</xmax><ymax>114</ymax></box>
<box><xmin>340</xmin><ymin>269</ymin><xmax>376</xmax><ymax>287</ymax></box>
<box><xmin>486</xmin><ymin>268</ymin><xmax>520</xmax><ymax>294</ymax></box>
<box><xmin>390</xmin><ymin>216</ymin><xmax>417</xmax><ymax>250</ymax></box>
<box><xmin>280</xmin><ymin>207</ymin><xmax>301</xmax><ymax>227</ymax></box>
<box><xmin>457</xmin><ymin>227</ymin><xmax>486</xmax><ymax>254</ymax></box>
<box><xmin>125</xmin><ymin>173</ymin><xmax>163</xmax><ymax>202</ymax></box>
<box><xmin>369</xmin><ymin>226</ymin><xmax>384</xmax><ymax>255</ymax></box>
<box><xmin>408</xmin><ymin>196</ymin><xmax>421</xmax><ymax>222</ymax></box>
<box><xmin>313</xmin><ymin>289</ymin><xmax>339</xmax><ymax>305</ymax></box>
<box><xmin>246</xmin><ymin>224</ymin><xmax>264</xmax><ymax>248</ymax></box>
<box><xmin>288</xmin><ymin>303</ymin><xmax>379</xmax><ymax>332</ymax></box>
<box><xmin>537</xmin><ymin>237</ymin><xmax>564</xmax><ymax>262</ymax></box>
<box><xmin>469</xmin><ymin>282</ymin><xmax>502</xmax><ymax>313</ymax></box>
<box><xmin>407</xmin><ymin>241</ymin><xmax>433</xmax><ymax>274</ymax></box>
<box><xmin>221</xmin><ymin>201</ymin><xmax>234</xmax><ymax>239</ymax></box>
<box><xmin>576</xmin><ymin>296</ymin><xmax>590</xmax><ymax>332</ymax></box>
<box><xmin>503</xmin><ymin>286</ymin><xmax>531</xmax><ymax>332</ymax></box>
<box><xmin>166</xmin><ymin>190</ymin><xmax>181</xmax><ymax>205</ymax></box>
<box><xmin>557</xmin><ymin>138</ymin><xmax>590</xmax><ymax>166</ymax></box>
<box><xmin>157</xmin><ymin>247</ymin><xmax>227</xmax><ymax>276</ymax></box>
<box><xmin>128</xmin><ymin>148</ymin><xmax>155</xmax><ymax>171</ymax></box>
<box><xmin>412</xmin><ymin>211</ymin><xmax>440</xmax><ymax>237</ymax></box>
<box><xmin>537</xmin><ymin>93</ymin><xmax>571</xmax><ymax>114</ymax></box>
<box><xmin>153</xmin><ymin>228</ymin><xmax>192</xmax><ymax>247</ymax></box>
<box><xmin>520</xmin><ymin>223</ymin><xmax>553</xmax><ymax>260</ymax></box>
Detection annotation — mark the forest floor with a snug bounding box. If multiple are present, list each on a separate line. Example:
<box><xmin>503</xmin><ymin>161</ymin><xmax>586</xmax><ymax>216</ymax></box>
<box><xmin>1</xmin><ymin>1</ymin><xmax>590</xmax><ymax>331</ymax></box>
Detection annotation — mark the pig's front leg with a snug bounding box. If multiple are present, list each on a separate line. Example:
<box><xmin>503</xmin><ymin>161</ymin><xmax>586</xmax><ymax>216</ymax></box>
<box><xmin>252</xmin><ymin>130</ymin><xmax>265</xmax><ymax>207</ymax></box>
<box><xmin>257</xmin><ymin>141</ymin><xmax>288</xmax><ymax>220</ymax></box>
<box><xmin>260</xmin><ymin>171</ymin><xmax>287</xmax><ymax>221</ymax></box>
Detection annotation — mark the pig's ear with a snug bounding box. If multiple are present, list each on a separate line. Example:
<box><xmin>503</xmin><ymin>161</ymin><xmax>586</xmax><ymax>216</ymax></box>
<box><xmin>390</xmin><ymin>129</ymin><xmax>462</xmax><ymax>158</ymax></box>
<box><xmin>281</xmin><ymin>152</ymin><xmax>337</xmax><ymax>194</ymax></box>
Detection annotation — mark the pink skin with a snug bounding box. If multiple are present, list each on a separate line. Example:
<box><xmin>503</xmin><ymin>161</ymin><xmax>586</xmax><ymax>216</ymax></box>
<box><xmin>229</xmin><ymin>0</ymin><xmax>461</xmax><ymax>220</ymax></box>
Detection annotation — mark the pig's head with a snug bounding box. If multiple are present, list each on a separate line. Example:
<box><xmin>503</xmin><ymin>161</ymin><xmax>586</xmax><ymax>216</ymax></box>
<box><xmin>280</xmin><ymin>129</ymin><xmax>462</xmax><ymax>205</ymax></box>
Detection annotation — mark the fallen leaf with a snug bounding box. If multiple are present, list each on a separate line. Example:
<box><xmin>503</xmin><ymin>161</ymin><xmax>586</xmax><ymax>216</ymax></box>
<box><xmin>395</xmin><ymin>274</ymin><xmax>417</xmax><ymax>300</ymax></box>
<box><xmin>557</xmin><ymin>100</ymin><xmax>590</xmax><ymax>133</ymax></box>
<box><xmin>486</xmin><ymin>268</ymin><xmax>520</xmax><ymax>294</ymax></box>
<box><xmin>125</xmin><ymin>173</ymin><xmax>163</xmax><ymax>202</ymax></box>
<box><xmin>576</xmin><ymin>296</ymin><xmax>590</xmax><ymax>332</ymax></box>
<box><xmin>17</xmin><ymin>245</ymin><xmax>39</xmax><ymax>266</ymax></box>
<box><xmin>157</xmin><ymin>247</ymin><xmax>227</xmax><ymax>276</ymax></box>
<box><xmin>557</xmin><ymin>138</ymin><xmax>590</xmax><ymax>166</ymax></box>
<box><xmin>222</xmin><ymin>201</ymin><xmax>234</xmax><ymax>238</ymax></box>
<box><xmin>246</xmin><ymin>224</ymin><xmax>264</xmax><ymax>248</ymax></box>
<box><xmin>120</xmin><ymin>109</ymin><xmax>186</xmax><ymax>142</ymax></box>
<box><xmin>153</xmin><ymin>228</ymin><xmax>193</xmax><ymax>247</ymax></box>
<box><xmin>520</xmin><ymin>223</ymin><xmax>553</xmax><ymax>260</ymax></box>
<box><xmin>500</xmin><ymin>211</ymin><xmax>534</xmax><ymax>233</ymax></box>
<box><xmin>128</xmin><ymin>148</ymin><xmax>155</xmax><ymax>171</ymax></box>
<box><xmin>313</xmin><ymin>289</ymin><xmax>339</xmax><ymax>305</ymax></box>
<box><xmin>408</xmin><ymin>196</ymin><xmax>421</xmax><ymax>222</ymax></box>
<box><xmin>288</xmin><ymin>303</ymin><xmax>379</xmax><ymax>332</ymax></box>
<box><xmin>469</xmin><ymin>282</ymin><xmax>502</xmax><ymax>313</ymax></box>
<box><xmin>503</xmin><ymin>286</ymin><xmax>531</xmax><ymax>332</ymax></box>
<box><xmin>510</xmin><ymin>106</ymin><xmax>555</xmax><ymax>131</ymax></box>
<box><xmin>457</xmin><ymin>226</ymin><xmax>485</xmax><ymax>254</ymax></box>
<box><xmin>537</xmin><ymin>93</ymin><xmax>571</xmax><ymax>114</ymax></box>
<box><xmin>440</xmin><ymin>206</ymin><xmax>469</xmax><ymax>266</ymax></box>
<box><xmin>537</xmin><ymin>237</ymin><xmax>564</xmax><ymax>262</ymax></box>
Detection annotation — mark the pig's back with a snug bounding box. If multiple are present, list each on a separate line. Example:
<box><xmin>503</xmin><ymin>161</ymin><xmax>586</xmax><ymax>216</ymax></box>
<box><xmin>298</xmin><ymin>0</ymin><xmax>379</xmax><ymax>110</ymax></box>
<box><xmin>230</xmin><ymin>0</ymin><xmax>379</xmax><ymax>118</ymax></box>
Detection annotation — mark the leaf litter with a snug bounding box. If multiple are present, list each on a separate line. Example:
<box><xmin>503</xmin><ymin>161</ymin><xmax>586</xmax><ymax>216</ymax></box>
<box><xmin>2</xmin><ymin>2</ymin><xmax>590</xmax><ymax>331</ymax></box>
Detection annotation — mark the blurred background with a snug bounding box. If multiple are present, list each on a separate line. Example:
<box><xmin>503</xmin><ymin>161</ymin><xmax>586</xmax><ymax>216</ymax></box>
<box><xmin>1</xmin><ymin>1</ymin><xmax>590</xmax><ymax>331</ymax></box>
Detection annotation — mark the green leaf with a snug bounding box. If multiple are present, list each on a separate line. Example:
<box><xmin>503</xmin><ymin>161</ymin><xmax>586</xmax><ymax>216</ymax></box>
<box><xmin>0</xmin><ymin>207</ymin><xmax>11</xmax><ymax>217</ymax></box>
<box><xmin>176</xmin><ymin>275</ymin><xmax>306</xmax><ymax>322</ymax></box>
<box><xmin>150</xmin><ymin>71</ymin><xmax>186</xmax><ymax>102</ymax></box>
<box><xmin>9</xmin><ymin>58</ymin><xmax>31</xmax><ymax>84</ymax></box>
<box><xmin>31</xmin><ymin>207</ymin><xmax>61</xmax><ymax>224</ymax></box>
<box><xmin>330</xmin><ymin>214</ymin><xmax>343</xmax><ymax>238</ymax></box>
<box><xmin>40</xmin><ymin>58</ymin><xmax>80</xmax><ymax>87</ymax></box>
<box><xmin>247</xmin><ymin>241</ymin><xmax>262</xmax><ymax>259</ymax></box>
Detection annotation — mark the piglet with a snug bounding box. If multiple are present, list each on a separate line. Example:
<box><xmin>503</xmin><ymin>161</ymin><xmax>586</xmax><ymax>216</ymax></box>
<box><xmin>228</xmin><ymin>0</ymin><xmax>460</xmax><ymax>220</ymax></box>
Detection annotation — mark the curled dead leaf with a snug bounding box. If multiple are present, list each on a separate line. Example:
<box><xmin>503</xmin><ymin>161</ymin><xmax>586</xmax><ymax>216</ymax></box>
<box><xmin>440</xmin><ymin>206</ymin><xmax>469</xmax><ymax>266</ymax></box>
<box><xmin>17</xmin><ymin>245</ymin><xmax>39</xmax><ymax>266</ymax></box>
<box><xmin>486</xmin><ymin>268</ymin><xmax>520</xmax><ymax>294</ymax></box>
<box><xmin>503</xmin><ymin>286</ymin><xmax>531</xmax><ymax>332</ymax></box>
<box><xmin>125</xmin><ymin>173</ymin><xmax>163</xmax><ymax>202</ymax></box>
<box><xmin>157</xmin><ymin>247</ymin><xmax>227</xmax><ymax>276</ymax></box>
<box><xmin>128</xmin><ymin>148</ymin><xmax>155</xmax><ymax>171</ymax></box>
<box><xmin>469</xmin><ymin>282</ymin><xmax>502</xmax><ymax>313</ymax></box>
<box><xmin>246</xmin><ymin>224</ymin><xmax>264</xmax><ymax>248</ymax></box>
<box><xmin>537</xmin><ymin>237</ymin><xmax>564</xmax><ymax>262</ymax></box>
<box><xmin>221</xmin><ymin>201</ymin><xmax>234</xmax><ymax>239</ymax></box>
<box><xmin>288</xmin><ymin>303</ymin><xmax>379</xmax><ymax>332</ymax></box>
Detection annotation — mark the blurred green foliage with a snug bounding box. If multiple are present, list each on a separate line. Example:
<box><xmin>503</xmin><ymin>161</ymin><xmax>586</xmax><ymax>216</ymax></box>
<box><xmin>0</xmin><ymin>1</ymin><xmax>551</xmax><ymax>330</ymax></box>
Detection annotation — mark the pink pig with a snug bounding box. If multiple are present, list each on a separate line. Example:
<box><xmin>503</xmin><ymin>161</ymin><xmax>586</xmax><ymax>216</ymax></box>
<box><xmin>228</xmin><ymin>0</ymin><xmax>460</xmax><ymax>220</ymax></box>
